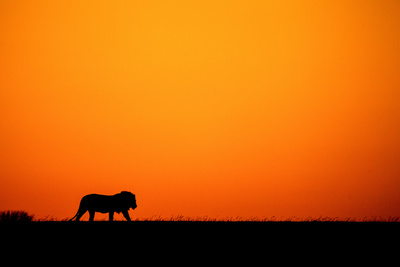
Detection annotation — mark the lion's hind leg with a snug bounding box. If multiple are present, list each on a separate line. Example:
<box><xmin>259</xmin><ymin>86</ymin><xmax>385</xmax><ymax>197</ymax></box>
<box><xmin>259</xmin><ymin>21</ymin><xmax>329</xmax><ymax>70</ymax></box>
<box><xmin>88</xmin><ymin>210</ymin><xmax>95</xmax><ymax>222</ymax></box>
<box><xmin>75</xmin><ymin>209</ymin><xmax>87</xmax><ymax>221</ymax></box>
<box><xmin>109</xmin><ymin>211</ymin><xmax>114</xmax><ymax>221</ymax></box>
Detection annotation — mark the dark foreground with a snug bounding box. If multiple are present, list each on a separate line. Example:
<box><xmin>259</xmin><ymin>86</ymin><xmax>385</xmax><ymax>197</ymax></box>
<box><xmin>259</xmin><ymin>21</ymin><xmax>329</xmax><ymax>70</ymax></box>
<box><xmin>2</xmin><ymin>221</ymin><xmax>399</xmax><ymax>263</ymax></box>
<box><xmin>2</xmin><ymin>220</ymin><xmax>398</xmax><ymax>239</ymax></box>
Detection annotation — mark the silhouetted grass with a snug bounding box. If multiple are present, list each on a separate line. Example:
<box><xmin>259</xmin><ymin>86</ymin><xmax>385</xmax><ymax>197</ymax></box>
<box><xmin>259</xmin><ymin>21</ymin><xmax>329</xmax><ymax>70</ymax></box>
<box><xmin>131</xmin><ymin>215</ymin><xmax>400</xmax><ymax>222</ymax></box>
<box><xmin>0</xmin><ymin>210</ymin><xmax>34</xmax><ymax>222</ymax></box>
<box><xmin>1</xmin><ymin>211</ymin><xmax>398</xmax><ymax>223</ymax></box>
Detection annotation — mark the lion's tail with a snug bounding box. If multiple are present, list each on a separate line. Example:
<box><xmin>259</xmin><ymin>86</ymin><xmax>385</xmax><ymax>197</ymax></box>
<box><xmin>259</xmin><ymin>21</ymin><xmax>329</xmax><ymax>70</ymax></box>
<box><xmin>69</xmin><ymin>211</ymin><xmax>78</xmax><ymax>221</ymax></box>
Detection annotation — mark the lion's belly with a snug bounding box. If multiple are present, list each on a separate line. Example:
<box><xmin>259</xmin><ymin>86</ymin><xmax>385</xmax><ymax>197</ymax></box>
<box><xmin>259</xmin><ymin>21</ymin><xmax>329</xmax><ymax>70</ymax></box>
<box><xmin>94</xmin><ymin>207</ymin><xmax>112</xmax><ymax>213</ymax></box>
<box><xmin>84</xmin><ymin>194</ymin><xmax>115</xmax><ymax>213</ymax></box>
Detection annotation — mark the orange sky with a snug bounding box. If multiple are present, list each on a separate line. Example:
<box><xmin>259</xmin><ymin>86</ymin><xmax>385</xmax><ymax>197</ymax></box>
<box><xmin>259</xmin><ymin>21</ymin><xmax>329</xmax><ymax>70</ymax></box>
<box><xmin>1</xmin><ymin>0</ymin><xmax>400</xmax><ymax>220</ymax></box>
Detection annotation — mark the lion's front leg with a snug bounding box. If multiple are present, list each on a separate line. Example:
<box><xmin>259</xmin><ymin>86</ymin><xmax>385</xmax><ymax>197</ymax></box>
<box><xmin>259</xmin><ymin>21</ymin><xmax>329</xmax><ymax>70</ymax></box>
<box><xmin>122</xmin><ymin>210</ymin><xmax>131</xmax><ymax>221</ymax></box>
<box><xmin>109</xmin><ymin>211</ymin><xmax>114</xmax><ymax>221</ymax></box>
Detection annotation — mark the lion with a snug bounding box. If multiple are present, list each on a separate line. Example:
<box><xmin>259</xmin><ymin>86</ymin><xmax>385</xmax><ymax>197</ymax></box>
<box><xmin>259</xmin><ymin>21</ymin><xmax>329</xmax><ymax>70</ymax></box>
<box><xmin>70</xmin><ymin>191</ymin><xmax>137</xmax><ymax>221</ymax></box>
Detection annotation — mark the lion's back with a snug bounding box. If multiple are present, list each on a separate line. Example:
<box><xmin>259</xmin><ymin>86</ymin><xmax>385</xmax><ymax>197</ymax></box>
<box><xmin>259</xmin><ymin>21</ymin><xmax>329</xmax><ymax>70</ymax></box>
<box><xmin>81</xmin><ymin>194</ymin><xmax>114</xmax><ymax>212</ymax></box>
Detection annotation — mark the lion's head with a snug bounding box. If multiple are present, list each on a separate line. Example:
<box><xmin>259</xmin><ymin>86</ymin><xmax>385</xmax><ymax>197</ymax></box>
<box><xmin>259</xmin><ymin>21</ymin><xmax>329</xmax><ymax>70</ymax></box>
<box><xmin>120</xmin><ymin>191</ymin><xmax>137</xmax><ymax>210</ymax></box>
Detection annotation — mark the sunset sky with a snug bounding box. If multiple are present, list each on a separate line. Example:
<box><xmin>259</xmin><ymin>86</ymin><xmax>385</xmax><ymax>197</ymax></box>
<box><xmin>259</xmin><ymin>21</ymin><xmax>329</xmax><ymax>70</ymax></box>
<box><xmin>1</xmin><ymin>0</ymin><xmax>399</xmax><ymax>220</ymax></box>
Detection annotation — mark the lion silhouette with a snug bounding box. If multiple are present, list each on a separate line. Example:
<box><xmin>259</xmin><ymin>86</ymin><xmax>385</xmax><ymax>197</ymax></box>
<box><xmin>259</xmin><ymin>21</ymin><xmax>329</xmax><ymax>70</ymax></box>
<box><xmin>70</xmin><ymin>191</ymin><xmax>137</xmax><ymax>221</ymax></box>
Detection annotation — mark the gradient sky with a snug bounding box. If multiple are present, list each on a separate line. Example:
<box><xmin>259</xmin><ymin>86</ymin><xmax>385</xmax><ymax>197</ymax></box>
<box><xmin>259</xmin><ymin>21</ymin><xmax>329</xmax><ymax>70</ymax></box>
<box><xmin>1</xmin><ymin>0</ymin><xmax>400</xmax><ymax>220</ymax></box>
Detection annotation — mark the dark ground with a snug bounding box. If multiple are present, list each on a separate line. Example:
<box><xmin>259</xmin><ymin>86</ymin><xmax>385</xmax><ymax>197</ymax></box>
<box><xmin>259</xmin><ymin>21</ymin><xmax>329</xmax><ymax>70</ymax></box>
<box><xmin>2</xmin><ymin>220</ymin><xmax>398</xmax><ymax>240</ymax></box>
<box><xmin>1</xmin><ymin>221</ymin><xmax>398</xmax><ymax>264</ymax></box>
